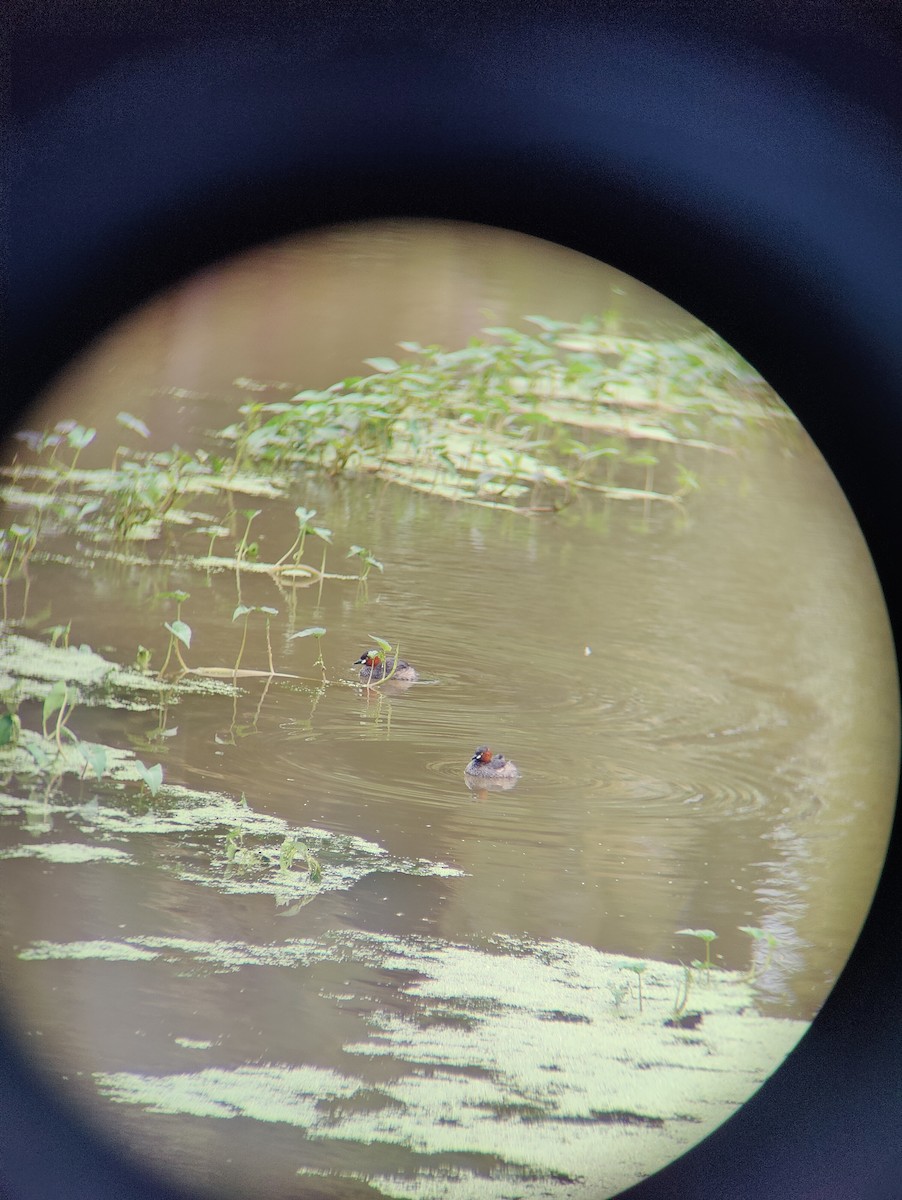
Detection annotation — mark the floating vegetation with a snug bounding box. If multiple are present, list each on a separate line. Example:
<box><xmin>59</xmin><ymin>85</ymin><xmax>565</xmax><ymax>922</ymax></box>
<box><xmin>0</xmin><ymin>767</ymin><xmax>462</xmax><ymax>909</ymax></box>
<box><xmin>0</xmin><ymin>633</ymin><xmax>234</xmax><ymax>708</ymax></box>
<box><xmin>15</xmin><ymin>929</ymin><xmax>805</xmax><ymax>1200</ymax></box>
<box><xmin>1</xmin><ymin>320</ymin><xmax>790</xmax><ymax>573</ymax></box>
<box><xmin>213</xmin><ymin>318</ymin><xmax>788</xmax><ymax>514</ymax></box>
<box><xmin>0</xmin><ymin>313</ymin><xmax>812</xmax><ymax>1200</ymax></box>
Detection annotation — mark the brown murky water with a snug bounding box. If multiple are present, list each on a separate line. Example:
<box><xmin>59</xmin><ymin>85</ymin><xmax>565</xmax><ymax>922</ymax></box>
<box><xmin>0</xmin><ymin>221</ymin><xmax>897</xmax><ymax>1200</ymax></box>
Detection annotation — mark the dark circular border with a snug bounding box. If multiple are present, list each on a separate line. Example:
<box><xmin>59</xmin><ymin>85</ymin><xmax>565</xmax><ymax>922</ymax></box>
<box><xmin>7</xmin><ymin>6</ymin><xmax>902</xmax><ymax>1199</ymax></box>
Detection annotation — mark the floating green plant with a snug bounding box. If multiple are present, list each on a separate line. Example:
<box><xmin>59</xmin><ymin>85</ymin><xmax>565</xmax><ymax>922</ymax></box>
<box><xmin>134</xmin><ymin>761</ymin><xmax>163</xmax><ymax>797</ymax></box>
<box><xmin>42</xmin><ymin>680</ymin><xmax>78</xmax><ymax>749</ymax></box>
<box><xmin>0</xmin><ymin>708</ymin><xmax>21</xmax><ymax>749</ymax></box>
<box><xmin>205</xmin><ymin>319</ymin><xmax>786</xmax><ymax>517</ymax></box>
<box><xmin>79</xmin><ymin>742</ymin><xmax>108</xmax><ymax>782</ymax></box>
<box><xmin>46</xmin><ymin>622</ymin><xmax>72</xmax><ymax>650</ymax></box>
<box><xmin>622</xmin><ymin>962</ymin><xmax>648</xmax><ymax>1013</ymax></box>
<box><xmin>676</xmin><ymin>928</ymin><xmax>718</xmax><ymax>983</ymax></box>
<box><xmin>273</xmin><ymin>507</ymin><xmax>333</xmax><ymax>578</ymax></box>
<box><xmin>289</xmin><ymin>627</ymin><xmax>327</xmax><ymax>679</ymax></box>
<box><xmin>158</xmin><ymin>591</ymin><xmax>192</xmax><ymax>678</ymax></box>
<box><xmin>279</xmin><ymin>836</ymin><xmax>298</xmax><ymax>872</ymax></box>
<box><xmin>739</xmin><ymin>925</ymin><xmax>779</xmax><ymax>982</ymax></box>
<box><xmin>231</xmin><ymin>604</ymin><xmax>279</xmax><ymax>676</ymax></box>
<box><xmin>347</xmin><ymin>545</ymin><xmax>384</xmax><ymax>582</ymax></box>
<box><xmin>234</xmin><ymin>509</ymin><xmax>262</xmax><ymax>566</ymax></box>
<box><xmin>671</xmin><ymin>964</ymin><xmax>693</xmax><ymax>1020</ymax></box>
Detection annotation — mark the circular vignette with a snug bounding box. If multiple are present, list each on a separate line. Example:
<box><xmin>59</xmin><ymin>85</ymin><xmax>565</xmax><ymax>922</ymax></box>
<box><xmin>7</xmin><ymin>12</ymin><xmax>902</xmax><ymax>1200</ymax></box>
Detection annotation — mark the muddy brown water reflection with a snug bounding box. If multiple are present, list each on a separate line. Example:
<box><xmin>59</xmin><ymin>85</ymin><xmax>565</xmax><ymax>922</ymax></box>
<box><xmin>3</xmin><ymin>442</ymin><xmax>895</xmax><ymax>1012</ymax></box>
<box><xmin>0</xmin><ymin>222</ymin><xmax>898</xmax><ymax>1200</ymax></box>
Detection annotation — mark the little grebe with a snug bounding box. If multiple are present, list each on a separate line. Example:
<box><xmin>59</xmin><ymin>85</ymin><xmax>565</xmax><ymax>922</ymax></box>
<box><xmin>465</xmin><ymin>745</ymin><xmax>519</xmax><ymax>780</ymax></box>
<box><xmin>353</xmin><ymin>649</ymin><xmax>418</xmax><ymax>683</ymax></box>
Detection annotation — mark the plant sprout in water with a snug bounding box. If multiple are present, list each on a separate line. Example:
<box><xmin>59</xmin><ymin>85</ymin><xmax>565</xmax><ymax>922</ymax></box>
<box><xmin>348</xmin><ymin>544</ymin><xmax>384</xmax><ymax>582</ymax></box>
<box><xmin>677</xmin><ymin>928</ymin><xmax>718</xmax><ymax>983</ymax></box>
<box><xmin>289</xmin><ymin>627</ymin><xmax>328</xmax><ymax>679</ymax></box>
<box><xmin>622</xmin><ymin>962</ymin><xmax>648</xmax><ymax>1013</ymax></box>
<box><xmin>671</xmin><ymin>964</ymin><xmax>693</xmax><ymax>1020</ymax></box>
<box><xmin>0</xmin><ymin>707</ymin><xmax>21</xmax><ymax>750</ymax></box>
<box><xmin>232</xmin><ymin>605</ymin><xmax>279</xmax><ymax>676</ymax></box>
<box><xmin>234</xmin><ymin>509</ymin><xmax>262</xmax><ymax>566</ymax></box>
<box><xmin>2</xmin><ymin>524</ymin><xmax>38</xmax><ymax>584</ymax></box>
<box><xmin>275</xmin><ymin>507</ymin><xmax>333</xmax><ymax>578</ymax></box>
<box><xmin>42</xmin><ymin>680</ymin><xmax>78</xmax><ymax>750</ymax></box>
<box><xmin>739</xmin><ymin>925</ymin><xmax>780</xmax><ymax>982</ymax></box>
<box><xmin>135</xmin><ymin>761</ymin><xmax>164</xmax><ymax>798</ymax></box>
<box><xmin>46</xmin><ymin>622</ymin><xmax>72</xmax><ymax>650</ymax></box>
<box><xmin>158</xmin><ymin>591</ymin><xmax>192</xmax><ymax>678</ymax></box>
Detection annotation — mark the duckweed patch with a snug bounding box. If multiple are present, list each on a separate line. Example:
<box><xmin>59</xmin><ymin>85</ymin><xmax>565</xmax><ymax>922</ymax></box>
<box><xmin>0</xmin><ymin>633</ymin><xmax>235</xmax><ymax>707</ymax></box>
<box><xmin>0</xmin><ymin>842</ymin><xmax>134</xmax><ymax>865</ymax></box>
<box><xmin>1</xmin><ymin>773</ymin><xmax>462</xmax><ymax>908</ymax></box>
<box><xmin>78</xmin><ymin>930</ymin><xmax>807</xmax><ymax>1200</ymax></box>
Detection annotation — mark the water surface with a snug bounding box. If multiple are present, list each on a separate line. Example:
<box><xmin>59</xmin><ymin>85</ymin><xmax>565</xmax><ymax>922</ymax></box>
<box><xmin>0</xmin><ymin>220</ymin><xmax>896</xmax><ymax>1200</ymax></box>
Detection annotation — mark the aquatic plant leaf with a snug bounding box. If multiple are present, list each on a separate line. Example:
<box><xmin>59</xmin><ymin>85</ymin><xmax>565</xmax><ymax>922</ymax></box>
<box><xmin>66</xmin><ymin>426</ymin><xmax>97</xmax><ymax>450</ymax></box>
<box><xmin>289</xmin><ymin>627</ymin><xmax>327</xmax><ymax>640</ymax></box>
<box><xmin>164</xmin><ymin>620</ymin><xmax>192</xmax><ymax>649</ymax></box>
<box><xmin>232</xmin><ymin>605</ymin><xmax>253</xmax><ymax>621</ymax></box>
<box><xmin>117</xmin><ymin>412</ymin><xmax>151</xmax><ymax>438</ymax></box>
<box><xmin>136</xmin><ymin>761</ymin><xmax>163</xmax><ymax>796</ymax></box>
<box><xmin>0</xmin><ymin>712</ymin><xmax>21</xmax><ymax>747</ymax></box>
<box><xmin>363</xmin><ymin>357</ymin><xmax>400</xmax><ymax>373</ymax></box>
<box><xmin>42</xmin><ymin>680</ymin><xmax>70</xmax><ymax>724</ymax></box>
<box><xmin>79</xmin><ymin>742</ymin><xmax>108</xmax><ymax>780</ymax></box>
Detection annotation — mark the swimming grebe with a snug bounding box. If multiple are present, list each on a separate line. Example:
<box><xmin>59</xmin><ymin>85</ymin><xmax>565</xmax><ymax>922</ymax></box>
<box><xmin>353</xmin><ymin>649</ymin><xmax>418</xmax><ymax>683</ymax></box>
<box><xmin>465</xmin><ymin>745</ymin><xmax>519</xmax><ymax>780</ymax></box>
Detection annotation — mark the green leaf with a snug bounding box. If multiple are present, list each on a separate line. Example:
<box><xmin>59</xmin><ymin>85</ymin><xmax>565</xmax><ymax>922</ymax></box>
<box><xmin>363</xmin><ymin>356</ymin><xmax>400</xmax><ymax>373</ymax></box>
<box><xmin>260</xmin><ymin>606</ymin><xmax>279</xmax><ymax>616</ymax></box>
<box><xmin>79</xmin><ymin>743</ymin><xmax>108</xmax><ymax>780</ymax></box>
<box><xmin>367</xmin><ymin>634</ymin><xmax>393</xmax><ymax>654</ymax></box>
<box><xmin>67</xmin><ymin>426</ymin><xmax>96</xmax><ymax>450</ymax></box>
<box><xmin>0</xmin><ymin>712</ymin><xmax>21</xmax><ymax>748</ymax></box>
<box><xmin>164</xmin><ymin>620</ymin><xmax>192</xmax><ymax>648</ymax></box>
<box><xmin>42</xmin><ymin>680</ymin><xmax>69</xmax><ymax>725</ymax></box>
<box><xmin>289</xmin><ymin>627</ymin><xmax>326</xmax><ymax>640</ymax></box>
<box><xmin>117</xmin><ymin>412</ymin><xmax>151</xmax><ymax>438</ymax></box>
<box><xmin>523</xmin><ymin>315</ymin><xmax>570</xmax><ymax>332</ymax></box>
<box><xmin>311</xmin><ymin>526</ymin><xmax>333</xmax><ymax>543</ymax></box>
<box><xmin>232</xmin><ymin>605</ymin><xmax>253</xmax><ymax>621</ymax></box>
<box><xmin>676</xmin><ymin>928</ymin><xmax>718</xmax><ymax>941</ymax></box>
<box><xmin>136</xmin><ymin>761</ymin><xmax>163</xmax><ymax>797</ymax></box>
<box><xmin>279</xmin><ymin>837</ymin><xmax>298</xmax><ymax>872</ymax></box>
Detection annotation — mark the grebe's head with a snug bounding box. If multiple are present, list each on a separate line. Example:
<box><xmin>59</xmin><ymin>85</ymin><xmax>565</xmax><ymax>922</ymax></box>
<box><xmin>472</xmin><ymin>746</ymin><xmax>493</xmax><ymax>764</ymax></box>
<box><xmin>353</xmin><ymin>649</ymin><xmax>382</xmax><ymax>667</ymax></box>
